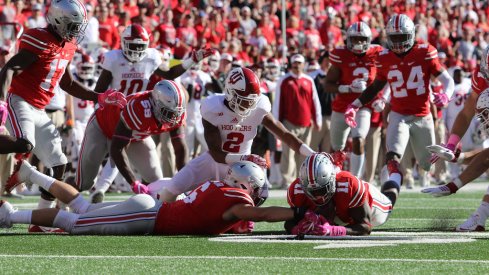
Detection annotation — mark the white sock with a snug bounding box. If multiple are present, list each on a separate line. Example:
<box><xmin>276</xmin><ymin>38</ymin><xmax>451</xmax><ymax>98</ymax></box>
<box><xmin>94</xmin><ymin>162</ymin><xmax>119</xmax><ymax>193</ymax></box>
<box><xmin>29</xmin><ymin>169</ymin><xmax>56</xmax><ymax>191</ymax></box>
<box><xmin>10</xmin><ymin>210</ymin><xmax>32</xmax><ymax>224</ymax></box>
<box><xmin>37</xmin><ymin>198</ymin><xmax>55</xmax><ymax>209</ymax></box>
<box><xmin>52</xmin><ymin>211</ymin><xmax>79</xmax><ymax>232</ymax></box>
<box><xmin>478</xmin><ymin>202</ymin><xmax>489</xmax><ymax>219</ymax></box>
<box><xmin>68</xmin><ymin>195</ymin><xmax>90</xmax><ymax>214</ymax></box>
<box><xmin>350</xmin><ymin>153</ymin><xmax>364</xmax><ymax>177</ymax></box>
<box><xmin>388</xmin><ymin>173</ymin><xmax>402</xmax><ymax>187</ymax></box>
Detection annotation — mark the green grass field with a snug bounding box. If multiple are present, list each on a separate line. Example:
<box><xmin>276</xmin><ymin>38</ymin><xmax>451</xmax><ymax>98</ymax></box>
<box><xmin>1</xmin><ymin>184</ymin><xmax>489</xmax><ymax>274</ymax></box>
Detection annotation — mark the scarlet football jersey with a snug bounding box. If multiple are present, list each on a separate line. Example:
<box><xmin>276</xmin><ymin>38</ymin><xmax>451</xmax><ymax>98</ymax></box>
<box><xmin>101</xmin><ymin>48</ymin><xmax>163</xmax><ymax>95</ymax></box>
<box><xmin>471</xmin><ymin>67</ymin><xmax>489</xmax><ymax>95</ymax></box>
<box><xmin>95</xmin><ymin>91</ymin><xmax>184</xmax><ymax>140</ymax></box>
<box><xmin>10</xmin><ymin>28</ymin><xmax>77</xmax><ymax>109</ymax></box>
<box><xmin>329</xmin><ymin>45</ymin><xmax>383</xmax><ymax>112</ymax></box>
<box><xmin>376</xmin><ymin>43</ymin><xmax>444</xmax><ymax>116</ymax></box>
<box><xmin>153</xmin><ymin>181</ymin><xmax>254</xmax><ymax>235</ymax></box>
<box><xmin>287</xmin><ymin>171</ymin><xmax>374</xmax><ymax>226</ymax></box>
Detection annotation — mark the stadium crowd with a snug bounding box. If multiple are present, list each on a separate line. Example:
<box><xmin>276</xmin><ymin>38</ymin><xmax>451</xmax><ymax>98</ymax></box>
<box><xmin>1</xmin><ymin>0</ymin><xmax>489</xmax><ymax>234</ymax></box>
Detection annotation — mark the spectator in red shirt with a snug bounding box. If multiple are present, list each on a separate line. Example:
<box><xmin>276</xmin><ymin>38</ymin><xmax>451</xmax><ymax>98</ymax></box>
<box><xmin>272</xmin><ymin>54</ymin><xmax>322</xmax><ymax>186</ymax></box>
<box><xmin>177</xmin><ymin>13</ymin><xmax>197</xmax><ymax>47</ymax></box>
<box><xmin>97</xmin><ymin>7</ymin><xmax>120</xmax><ymax>49</ymax></box>
<box><xmin>319</xmin><ymin>15</ymin><xmax>343</xmax><ymax>51</ymax></box>
<box><xmin>153</xmin><ymin>8</ymin><xmax>177</xmax><ymax>48</ymax></box>
<box><xmin>258</xmin><ymin>12</ymin><xmax>276</xmax><ymax>45</ymax></box>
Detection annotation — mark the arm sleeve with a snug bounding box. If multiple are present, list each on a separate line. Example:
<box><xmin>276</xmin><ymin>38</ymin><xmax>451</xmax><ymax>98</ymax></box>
<box><xmin>436</xmin><ymin>70</ymin><xmax>455</xmax><ymax>99</ymax></box>
<box><xmin>272</xmin><ymin>76</ymin><xmax>283</xmax><ymax>120</ymax></box>
<box><xmin>310</xmin><ymin>77</ymin><xmax>322</xmax><ymax>128</ymax></box>
<box><xmin>121</xmin><ymin>98</ymin><xmax>143</xmax><ymax>132</ymax></box>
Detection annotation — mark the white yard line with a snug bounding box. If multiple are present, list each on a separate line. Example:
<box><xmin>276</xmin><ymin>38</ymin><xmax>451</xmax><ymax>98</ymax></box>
<box><xmin>0</xmin><ymin>254</ymin><xmax>487</xmax><ymax>264</ymax></box>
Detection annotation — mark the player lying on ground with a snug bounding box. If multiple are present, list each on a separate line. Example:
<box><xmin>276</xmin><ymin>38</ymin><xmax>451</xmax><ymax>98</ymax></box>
<box><xmin>285</xmin><ymin>153</ymin><xmax>395</xmax><ymax>236</ymax></box>
<box><xmin>423</xmin><ymin>87</ymin><xmax>489</xmax><ymax>231</ymax></box>
<box><xmin>0</xmin><ymin>160</ymin><xmax>317</xmax><ymax>235</ymax></box>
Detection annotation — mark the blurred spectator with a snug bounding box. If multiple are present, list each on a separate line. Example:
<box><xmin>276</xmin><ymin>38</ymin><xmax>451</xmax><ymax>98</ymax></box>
<box><xmin>82</xmin><ymin>4</ymin><xmax>100</xmax><ymax>50</ymax></box>
<box><xmin>154</xmin><ymin>9</ymin><xmax>176</xmax><ymax>49</ymax></box>
<box><xmin>25</xmin><ymin>3</ymin><xmax>46</xmax><ymax>28</ymax></box>
<box><xmin>97</xmin><ymin>6</ymin><xmax>120</xmax><ymax>49</ymax></box>
<box><xmin>273</xmin><ymin>54</ymin><xmax>321</xmax><ymax>185</ymax></box>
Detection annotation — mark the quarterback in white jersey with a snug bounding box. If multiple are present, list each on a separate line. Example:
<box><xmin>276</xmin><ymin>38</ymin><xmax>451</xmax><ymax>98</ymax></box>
<box><xmin>94</xmin><ymin>24</ymin><xmax>214</xmax><ymax>96</ymax></box>
<box><xmin>179</xmin><ymin>64</ymin><xmax>212</xmax><ymax>156</ymax></box>
<box><xmin>149</xmin><ymin>67</ymin><xmax>319</xmax><ymax>202</ymax></box>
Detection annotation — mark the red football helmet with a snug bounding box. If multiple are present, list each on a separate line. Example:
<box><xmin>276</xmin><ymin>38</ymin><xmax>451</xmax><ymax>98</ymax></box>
<box><xmin>76</xmin><ymin>53</ymin><xmax>95</xmax><ymax>80</ymax></box>
<box><xmin>224</xmin><ymin>67</ymin><xmax>261</xmax><ymax>117</ymax></box>
<box><xmin>121</xmin><ymin>24</ymin><xmax>150</xmax><ymax>62</ymax></box>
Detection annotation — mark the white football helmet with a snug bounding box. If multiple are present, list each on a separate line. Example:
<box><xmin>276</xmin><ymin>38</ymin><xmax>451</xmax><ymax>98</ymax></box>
<box><xmin>208</xmin><ymin>51</ymin><xmax>221</xmax><ymax>72</ymax></box>
<box><xmin>385</xmin><ymin>14</ymin><xmax>415</xmax><ymax>54</ymax></box>
<box><xmin>94</xmin><ymin>46</ymin><xmax>109</xmax><ymax>76</ymax></box>
<box><xmin>224</xmin><ymin>161</ymin><xmax>267</xmax><ymax>206</ymax></box>
<box><xmin>299</xmin><ymin>153</ymin><xmax>336</xmax><ymax>205</ymax></box>
<box><xmin>46</xmin><ymin>0</ymin><xmax>88</xmax><ymax>43</ymax></box>
<box><xmin>476</xmin><ymin>88</ymin><xmax>489</xmax><ymax>137</ymax></box>
<box><xmin>480</xmin><ymin>45</ymin><xmax>489</xmax><ymax>80</ymax></box>
<box><xmin>224</xmin><ymin>67</ymin><xmax>261</xmax><ymax>117</ymax></box>
<box><xmin>265</xmin><ymin>58</ymin><xmax>281</xmax><ymax>80</ymax></box>
<box><xmin>150</xmin><ymin>80</ymin><xmax>186</xmax><ymax>125</ymax></box>
<box><xmin>76</xmin><ymin>53</ymin><xmax>95</xmax><ymax>80</ymax></box>
<box><xmin>121</xmin><ymin>24</ymin><xmax>150</xmax><ymax>63</ymax></box>
<box><xmin>346</xmin><ymin>22</ymin><xmax>372</xmax><ymax>54</ymax></box>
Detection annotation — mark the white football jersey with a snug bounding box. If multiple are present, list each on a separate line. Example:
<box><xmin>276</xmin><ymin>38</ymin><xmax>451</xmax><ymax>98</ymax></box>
<box><xmin>201</xmin><ymin>94</ymin><xmax>271</xmax><ymax>154</ymax></box>
<box><xmin>444</xmin><ymin>78</ymin><xmax>472</xmax><ymax>131</ymax></box>
<box><xmin>178</xmin><ymin>70</ymin><xmax>212</xmax><ymax>124</ymax></box>
<box><xmin>101</xmin><ymin>48</ymin><xmax>162</xmax><ymax>95</ymax></box>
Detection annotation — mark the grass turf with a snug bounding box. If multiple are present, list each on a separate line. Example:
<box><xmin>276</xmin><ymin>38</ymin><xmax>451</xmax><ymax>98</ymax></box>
<box><xmin>1</xmin><ymin>187</ymin><xmax>489</xmax><ymax>274</ymax></box>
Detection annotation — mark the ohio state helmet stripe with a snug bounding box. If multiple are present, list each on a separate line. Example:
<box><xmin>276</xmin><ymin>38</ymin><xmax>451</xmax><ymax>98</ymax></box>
<box><xmin>307</xmin><ymin>154</ymin><xmax>317</xmax><ymax>187</ymax></box>
<box><xmin>394</xmin><ymin>15</ymin><xmax>400</xmax><ymax>32</ymax></box>
<box><xmin>167</xmin><ymin>80</ymin><xmax>183</xmax><ymax>108</ymax></box>
<box><xmin>357</xmin><ymin>22</ymin><xmax>361</xmax><ymax>32</ymax></box>
<box><xmin>73</xmin><ymin>0</ymin><xmax>87</xmax><ymax>19</ymax></box>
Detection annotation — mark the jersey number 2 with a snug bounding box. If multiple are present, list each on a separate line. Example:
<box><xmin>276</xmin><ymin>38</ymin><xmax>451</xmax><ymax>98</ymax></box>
<box><xmin>222</xmin><ymin>132</ymin><xmax>244</xmax><ymax>153</ymax></box>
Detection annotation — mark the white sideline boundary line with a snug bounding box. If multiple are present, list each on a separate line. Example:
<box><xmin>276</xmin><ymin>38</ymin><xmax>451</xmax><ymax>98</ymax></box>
<box><xmin>0</xmin><ymin>254</ymin><xmax>487</xmax><ymax>264</ymax></box>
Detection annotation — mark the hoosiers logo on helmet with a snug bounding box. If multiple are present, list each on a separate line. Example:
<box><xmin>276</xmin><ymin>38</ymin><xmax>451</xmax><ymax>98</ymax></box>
<box><xmin>224</xmin><ymin>68</ymin><xmax>261</xmax><ymax>117</ymax></box>
<box><xmin>228</xmin><ymin>70</ymin><xmax>243</xmax><ymax>85</ymax></box>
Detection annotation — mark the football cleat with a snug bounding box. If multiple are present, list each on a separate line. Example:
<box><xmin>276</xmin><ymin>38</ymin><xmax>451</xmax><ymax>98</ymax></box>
<box><xmin>28</xmin><ymin>225</ymin><xmax>65</xmax><ymax>233</ymax></box>
<box><xmin>5</xmin><ymin>160</ymin><xmax>33</xmax><ymax>193</ymax></box>
<box><xmin>0</xmin><ymin>200</ymin><xmax>15</xmax><ymax>229</ymax></box>
<box><xmin>456</xmin><ymin>213</ymin><xmax>486</xmax><ymax>232</ymax></box>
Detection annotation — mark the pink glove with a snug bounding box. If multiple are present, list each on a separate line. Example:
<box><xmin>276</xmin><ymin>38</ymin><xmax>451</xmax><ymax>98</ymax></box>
<box><xmin>322</xmin><ymin>224</ymin><xmax>347</xmax><ymax>236</ymax></box>
<box><xmin>433</xmin><ymin>93</ymin><xmax>449</xmax><ymax>108</ymax></box>
<box><xmin>344</xmin><ymin>104</ymin><xmax>359</xmax><ymax>128</ymax></box>
<box><xmin>132</xmin><ymin>181</ymin><xmax>149</xmax><ymax>194</ymax></box>
<box><xmin>241</xmin><ymin>154</ymin><xmax>269</xmax><ymax>168</ymax></box>
<box><xmin>191</xmin><ymin>48</ymin><xmax>217</xmax><ymax>63</ymax></box>
<box><xmin>0</xmin><ymin>101</ymin><xmax>7</xmax><ymax>127</ymax></box>
<box><xmin>291</xmin><ymin>211</ymin><xmax>329</xmax><ymax>235</ymax></box>
<box><xmin>98</xmin><ymin>89</ymin><xmax>127</xmax><ymax>110</ymax></box>
<box><xmin>227</xmin><ymin>221</ymin><xmax>254</xmax><ymax>234</ymax></box>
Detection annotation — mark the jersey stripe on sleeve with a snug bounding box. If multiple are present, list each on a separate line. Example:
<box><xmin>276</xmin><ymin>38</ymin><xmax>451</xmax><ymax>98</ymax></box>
<box><xmin>126</xmin><ymin>100</ymin><xmax>142</xmax><ymax>128</ymax></box>
<box><xmin>349</xmin><ymin>178</ymin><xmax>366</xmax><ymax>208</ymax></box>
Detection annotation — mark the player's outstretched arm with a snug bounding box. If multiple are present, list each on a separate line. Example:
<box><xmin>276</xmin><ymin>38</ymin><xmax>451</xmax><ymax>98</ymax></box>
<box><xmin>59</xmin><ymin>64</ymin><xmax>98</xmax><ymax>101</ymax></box>
<box><xmin>155</xmin><ymin>48</ymin><xmax>216</xmax><ymax>80</ymax></box>
<box><xmin>223</xmin><ymin>203</ymin><xmax>295</xmax><ymax>222</ymax></box>
<box><xmin>262</xmin><ymin>113</ymin><xmax>315</xmax><ymax>157</ymax></box>
<box><xmin>169</xmin><ymin>126</ymin><xmax>188</xmax><ymax>170</ymax></box>
<box><xmin>93</xmin><ymin>69</ymin><xmax>113</xmax><ymax>93</ymax></box>
<box><xmin>111</xmin><ymin>120</ymin><xmax>138</xmax><ymax>184</ymax></box>
<box><xmin>203</xmin><ymin>118</ymin><xmax>227</xmax><ymax>163</ymax></box>
<box><xmin>356</xmin><ymin>79</ymin><xmax>387</xmax><ymax>106</ymax></box>
<box><xmin>346</xmin><ymin>203</ymin><xmax>373</xmax><ymax>236</ymax></box>
<box><xmin>0</xmin><ymin>49</ymin><xmax>38</xmax><ymax>101</ymax></box>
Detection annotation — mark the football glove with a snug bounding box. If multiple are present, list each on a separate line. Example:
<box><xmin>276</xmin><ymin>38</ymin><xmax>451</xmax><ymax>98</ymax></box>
<box><xmin>350</xmin><ymin>79</ymin><xmax>367</xmax><ymax>93</ymax></box>
<box><xmin>227</xmin><ymin>221</ymin><xmax>254</xmax><ymax>234</ymax></box>
<box><xmin>98</xmin><ymin>89</ymin><xmax>127</xmax><ymax>110</ymax></box>
<box><xmin>241</xmin><ymin>154</ymin><xmax>269</xmax><ymax>169</ymax></box>
<box><xmin>433</xmin><ymin>93</ymin><xmax>449</xmax><ymax>108</ymax></box>
<box><xmin>132</xmin><ymin>181</ymin><xmax>149</xmax><ymax>194</ymax></box>
<box><xmin>344</xmin><ymin>104</ymin><xmax>359</xmax><ymax>128</ymax></box>
<box><xmin>371</xmin><ymin>98</ymin><xmax>386</xmax><ymax>113</ymax></box>
<box><xmin>291</xmin><ymin>210</ymin><xmax>329</xmax><ymax>235</ymax></box>
<box><xmin>191</xmin><ymin>48</ymin><xmax>216</xmax><ymax>63</ymax></box>
<box><xmin>427</xmin><ymin>143</ymin><xmax>458</xmax><ymax>164</ymax></box>
<box><xmin>421</xmin><ymin>182</ymin><xmax>459</xmax><ymax>197</ymax></box>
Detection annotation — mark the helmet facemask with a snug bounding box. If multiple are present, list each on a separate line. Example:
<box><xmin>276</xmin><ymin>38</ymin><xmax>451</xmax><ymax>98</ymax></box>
<box><xmin>347</xmin><ymin>35</ymin><xmax>371</xmax><ymax>54</ymax></box>
<box><xmin>226</xmin><ymin>88</ymin><xmax>259</xmax><ymax>117</ymax></box>
<box><xmin>123</xmin><ymin>40</ymin><xmax>148</xmax><ymax>62</ymax></box>
<box><xmin>151</xmin><ymin>97</ymin><xmax>185</xmax><ymax>126</ymax></box>
<box><xmin>224</xmin><ymin>161</ymin><xmax>267</xmax><ymax>206</ymax></box>
<box><xmin>476</xmin><ymin>108</ymin><xmax>489</xmax><ymax>138</ymax></box>
<box><xmin>299</xmin><ymin>154</ymin><xmax>336</xmax><ymax>206</ymax></box>
<box><xmin>387</xmin><ymin>33</ymin><xmax>414</xmax><ymax>54</ymax></box>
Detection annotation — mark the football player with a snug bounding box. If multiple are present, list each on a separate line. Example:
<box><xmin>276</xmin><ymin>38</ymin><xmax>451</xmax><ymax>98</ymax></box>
<box><xmin>20</xmin><ymin>80</ymin><xmax>188</xmax><ymax>202</ymax></box>
<box><xmin>325</xmin><ymin>22</ymin><xmax>384</xmax><ymax>177</ymax></box>
<box><xmin>0</xmin><ymin>0</ymin><xmax>125</xmax><ymax>211</ymax></box>
<box><xmin>1</xmin><ymin>160</ymin><xmax>314</xmax><ymax>235</ymax></box>
<box><xmin>344</xmin><ymin>14</ymin><xmax>454</xmax><ymax>200</ymax></box>
<box><xmin>94</xmin><ymin>23</ymin><xmax>214</xmax><ymax>96</ymax></box>
<box><xmin>286</xmin><ymin>153</ymin><xmax>394</xmax><ymax>236</ymax></box>
<box><xmin>422</xmin><ymin>88</ymin><xmax>489</xmax><ymax>232</ymax></box>
<box><xmin>149</xmin><ymin>67</ymin><xmax>318</xmax><ymax>202</ymax></box>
